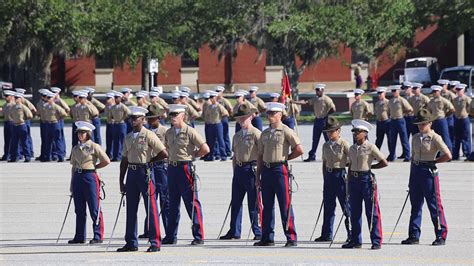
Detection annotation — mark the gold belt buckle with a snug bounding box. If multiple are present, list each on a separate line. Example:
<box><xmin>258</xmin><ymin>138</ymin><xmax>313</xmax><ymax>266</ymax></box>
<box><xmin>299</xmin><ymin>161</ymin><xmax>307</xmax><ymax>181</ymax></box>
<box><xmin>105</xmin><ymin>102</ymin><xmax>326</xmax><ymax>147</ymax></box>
<box><xmin>76</xmin><ymin>168</ymin><xmax>82</xmax><ymax>173</ymax></box>
<box><xmin>264</xmin><ymin>162</ymin><xmax>271</xmax><ymax>168</ymax></box>
<box><xmin>326</xmin><ymin>167</ymin><xmax>333</xmax><ymax>173</ymax></box>
<box><xmin>170</xmin><ymin>161</ymin><xmax>178</xmax><ymax>167</ymax></box>
<box><xmin>352</xmin><ymin>171</ymin><xmax>358</xmax><ymax>177</ymax></box>
<box><xmin>237</xmin><ymin>161</ymin><xmax>243</xmax><ymax>167</ymax></box>
<box><xmin>414</xmin><ymin>160</ymin><xmax>420</xmax><ymax>166</ymax></box>
<box><xmin>130</xmin><ymin>165</ymin><xmax>137</xmax><ymax>170</ymax></box>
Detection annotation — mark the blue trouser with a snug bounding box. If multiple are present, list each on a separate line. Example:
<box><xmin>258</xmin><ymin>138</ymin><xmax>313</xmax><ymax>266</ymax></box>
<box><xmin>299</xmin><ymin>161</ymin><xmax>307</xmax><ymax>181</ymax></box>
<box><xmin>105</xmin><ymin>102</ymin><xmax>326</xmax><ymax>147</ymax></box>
<box><xmin>205</xmin><ymin>123</ymin><xmax>226</xmax><ymax>160</ymax></box>
<box><xmin>92</xmin><ymin>117</ymin><xmax>102</xmax><ymax>145</ymax></box>
<box><xmin>405</xmin><ymin>115</ymin><xmax>414</xmax><ymax>138</ymax></box>
<box><xmin>453</xmin><ymin>117</ymin><xmax>472</xmax><ymax>159</ymax></box>
<box><xmin>321</xmin><ymin>169</ymin><xmax>351</xmax><ymax>239</ymax></box>
<box><xmin>72</xmin><ymin>171</ymin><xmax>104</xmax><ymax>241</ymax></box>
<box><xmin>222</xmin><ymin>117</ymin><xmax>231</xmax><ymax>156</ymax></box>
<box><xmin>375</xmin><ymin>119</ymin><xmax>392</xmax><ymax>151</ymax></box>
<box><xmin>446</xmin><ymin>115</ymin><xmax>455</xmax><ymax>147</ymax></box>
<box><xmin>228</xmin><ymin>164</ymin><xmax>262</xmax><ymax>237</ymax></box>
<box><xmin>432</xmin><ymin>118</ymin><xmax>453</xmax><ymax>153</ymax></box>
<box><xmin>167</xmin><ymin>163</ymin><xmax>204</xmax><ymax>241</ymax></box>
<box><xmin>283</xmin><ymin>116</ymin><xmax>295</xmax><ymax>129</ymax></box>
<box><xmin>43</xmin><ymin>122</ymin><xmax>62</xmax><ymax>161</ymax></box>
<box><xmin>10</xmin><ymin>124</ymin><xmax>32</xmax><ymax>161</ymax></box>
<box><xmin>72</xmin><ymin>123</ymin><xmax>78</xmax><ymax>148</ymax></box>
<box><xmin>308</xmin><ymin>117</ymin><xmax>328</xmax><ymax>160</ymax></box>
<box><xmin>143</xmin><ymin>162</ymin><xmax>170</xmax><ymax>235</ymax></box>
<box><xmin>112</xmin><ymin>123</ymin><xmax>127</xmax><ymax>161</ymax></box>
<box><xmin>125</xmin><ymin>167</ymin><xmax>161</xmax><ymax>248</ymax></box>
<box><xmin>388</xmin><ymin>118</ymin><xmax>410</xmax><ymax>161</ymax></box>
<box><xmin>2</xmin><ymin>121</ymin><xmax>13</xmax><ymax>160</ymax></box>
<box><xmin>261</xmin><ymin>164</ymin><xmax>297</xmax><ymax>242</ymax></box>
<box><xmin>105</xmin><ymin>123</ymin><xmax>113</xmax><ymax>158</ymax></box>
<box><xmin>348</xmin><ymin>172</ymin><xmax>383</xmax><ymax>246</ymax></box>
<box><xmin>408</xmin><ymin>164</ymin><xmax>448</xmax><ymax>240</ymax></box>
<box><xmin>53</xmin><ymin>119</ymin><xmax>66</xmax><ymax>160</ymax></box>
<box><xmin>39</xmin><ymin>121</ymin><xmax>46</xmax><ymax>160</ymax></box>
<box><xmin>25</xmin><ymin>120</ymin><xmax>34</xmax><ymax>157</ymax></box>
<box><xmin>251</xmin><ymin>116</ymin><xmax>263</xmax><ymax>131</ymax></box>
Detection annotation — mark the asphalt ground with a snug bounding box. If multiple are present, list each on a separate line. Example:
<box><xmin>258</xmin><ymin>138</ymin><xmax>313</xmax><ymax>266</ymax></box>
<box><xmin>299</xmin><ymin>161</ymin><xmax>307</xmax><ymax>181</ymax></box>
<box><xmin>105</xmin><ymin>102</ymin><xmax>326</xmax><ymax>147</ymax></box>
<box><xmin>0</xmin><ymin>123</ymin><xmax>473</xmax><ymax>265</ymax></box>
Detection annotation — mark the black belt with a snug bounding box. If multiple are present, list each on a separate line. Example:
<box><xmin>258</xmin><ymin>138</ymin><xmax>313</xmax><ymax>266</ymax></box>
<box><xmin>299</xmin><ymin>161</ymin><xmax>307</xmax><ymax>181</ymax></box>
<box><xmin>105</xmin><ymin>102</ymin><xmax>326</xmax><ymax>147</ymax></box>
<box><xmin>263</xmin><ymin>161</ymin><xmax>286</xmax><ymax>168</ymax></box>
<box><xmin>325</xmin><ymin>167</ymin><xmax>345</xmax><ymax>173</ymax></box>
<box><xmin>169</xmin><ymin>161</ymin><xmax>192</xmax><ymax>167</ymax></box>
<box><xmin>44</xmin><ymin>121</ymin><xmax>58</xmax><ymax>124</ymax></box>
<box><xmin>236</xmin><ymin>161</ymin><xmax>256</xmax><ymax>167</ymax></box>
<box><xmin>74</xmin><ymin>168</ymin><xmax>96</xmax><ymax>173</ymax></box>
<box><xmin>150</xmin><ymin>161</ymin><xmax>167</xmax><ymax>167</ymax></box>
<box><xmin>128</xmin><ymin>163</ymin><xmax>148</xmax><ymax>170</ymax></box>
<box><xmin>349</xmin><ymin>170</ymin><xmax>370</xmax><ymax>177</ymax></box>
<box><xmin>412</xmin><ymin>160</ymin><xmax>436</xmax><ymax>167</ymax></box>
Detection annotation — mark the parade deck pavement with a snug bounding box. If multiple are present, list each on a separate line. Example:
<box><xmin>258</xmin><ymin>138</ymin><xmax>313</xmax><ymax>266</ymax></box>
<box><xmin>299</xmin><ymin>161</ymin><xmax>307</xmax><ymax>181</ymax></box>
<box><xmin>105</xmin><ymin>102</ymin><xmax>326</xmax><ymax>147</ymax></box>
<box><xmin>1</xmin><ymin>124</ymin><xmax>473</xmax><ymax>265</ymax></box>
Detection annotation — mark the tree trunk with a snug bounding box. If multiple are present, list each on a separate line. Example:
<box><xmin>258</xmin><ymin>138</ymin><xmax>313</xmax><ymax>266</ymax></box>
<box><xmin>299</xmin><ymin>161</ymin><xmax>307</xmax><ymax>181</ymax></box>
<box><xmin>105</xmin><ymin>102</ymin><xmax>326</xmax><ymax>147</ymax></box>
<box><xmin>30</xmin><ymin>49</ymin><xmax>53</xmax><ymax>103</ymax></box>
<box><xmin>141</xmin><ymin>54</ymin><xmax>149</xmax><ymax>91</ymax></box>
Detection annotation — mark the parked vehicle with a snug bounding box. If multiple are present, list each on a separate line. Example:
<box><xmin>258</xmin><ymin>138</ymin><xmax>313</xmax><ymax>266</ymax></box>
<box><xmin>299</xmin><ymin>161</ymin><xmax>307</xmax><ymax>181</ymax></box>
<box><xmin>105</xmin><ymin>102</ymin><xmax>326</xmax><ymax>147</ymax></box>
<box><xmin>440</xmin><ymin>65</ymin><xmax>474</xmax><ymax>96</ymax></box>
<box><xmin>403</xmin><ymin>57</ymin><xmax>439</xmax><ymax>87</ymax></box>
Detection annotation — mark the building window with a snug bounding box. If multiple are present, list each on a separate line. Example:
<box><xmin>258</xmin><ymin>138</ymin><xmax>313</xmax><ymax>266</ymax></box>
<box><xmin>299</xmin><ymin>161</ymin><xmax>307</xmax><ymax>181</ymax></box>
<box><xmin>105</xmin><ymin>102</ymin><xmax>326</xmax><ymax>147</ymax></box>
<box><xmin>181</xmin><ymin>51</ymin><xmax>199</xmax><ymax>67</ymax></box>
<box><xmin>95</xmin><ymin>55</ymin><xmax>113</xmax><ymax>69</ymax></box>
<box><xmin>266</xmin><ymin>51</ymin><xmax>285</xmax><ymax>66</ymax></box>
<box><xmin>351</xmin><ymin>49</ymin><xmax>369</xmax><ymax>64</ymax></box>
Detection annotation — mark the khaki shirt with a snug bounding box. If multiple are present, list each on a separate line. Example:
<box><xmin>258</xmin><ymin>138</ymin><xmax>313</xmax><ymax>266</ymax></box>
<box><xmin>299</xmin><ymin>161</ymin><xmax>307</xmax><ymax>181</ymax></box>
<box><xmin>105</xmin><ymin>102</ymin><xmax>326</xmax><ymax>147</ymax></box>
<box><xmin>150</xmin><ymin>124</ymin><xmax>169</xmax><ymax>161</ymax></box>
<box><xmin>156</xmin><ymin>97</ymin><xmax>169</xmax><ymax>110</ymax></box>
<box><xmin>233</xmin><ymin>125</ymin><xmax>261</xmax><ymax>162</ymax></box>
<box><xmin>404</xmin><ymin>95</ymin><xmax>414</xmax><ymax>116</ymax></box>
<box><xmin>441</xmin><ymin>90</ymin><xmax>456</xmax><ymax>103</ymax></box>
<box><xmin>408</xmin><ymin>94</ymin><xmax>430</xmax><ymax>114</ymax></box>
<box><xmin>165</xmin><ymin>123</ymin><xmax>206</xmax><ymax>161</ymax></box>
<box><xmin>219</xmin><ymin>97</ymin><xmax>233</xmax><ymax>114</ymax></box>
<box><xmin>308</xmin><ymin>95</ymin><xmax>335</xmax><ymax>118</ymax></box>
<box><xmin>322</xmin><ymin>138</ymin><xmax>350</xmax><ymax>169</ymax></box>
<box><xmin>388</xmin><ymin>96</ymin><xmax>413</xmax><ymax>119</ymax></box>
<box><xmin>202</xmin><ymin>102</ymin><xmax>229</xmax><ymax>124</ymax></box>
<box><xmin>348</xmin><ymin>141</ymin><xmax>385</xmax><ymax>172</ymax></box>
<box><xmin>2</xmin><ymin>102</ymin><xmax>13</xmax><ymax>121</ymax></box>
<box><xmin>232</xmin><ymin>101</ymin><xmax>256</xmax><ymax>117</ymax></box>
<box><xmin>104</xmin><ymin>104</ymin><xmax>115</xmax><ymax>123</ymax></box>
<box><xmin>123</xmin><ymin>98</ymin><xmax>137</xmax><ymax>107</ymax></box>
<box><xmin>41</xmin><ymin>103</ymin><xmax>67</xmax><ymax>122</ymax></box>
<box><xmin>249</xmin><ymin>97</ymin><xmax>266</xmax><ymax>114</ymax></box>
<box><xmin>258</xmin><ymin>123</ymin><xmax>300</xmax><ymax>163</ymax></box>
<box><xmin>470</xmin><ymin>99</ymin><xmax>474</xmax><ymax>116</ymax></box>
<box><xmin>453</xmin><ymin>95</ymin><xmax>471</xmax><ymax>119</ymax></box>
<box><xmin>427</xmin><ymin>96</ymin><xmax>454</xmax><ymax>120</ymax></box>
<box><xmin>374</xmin><ymin>98</ymin><xmax>389</xmax><ymax>121</ymax></box>
<box><xmin>55</xmin><ymin>98</ymin><xmax>70</xmax><ymax>113</ymax></box>
<box><xmin>188</xmin><ymin>98</ymin><xmax>201</xmax><ymax>112</ymax></box>
<box><xmin>411</xmin><ymin>131</ymin><xmax>450</xmax><ymax>161</ymax></box>
<box><xmin>90</xmin><ymin>97</ymin><xmax>105</xmax><ymax>112</ymax></box>
<box><xmin>23</xmin><ymin>99</ymin><xmax>36</xmax><ymax>113</ymax></box>
<box><xmin>70</xmin><ymin>140</ymin><xmax>109</xmax><ymax>170</ymax></box>
<box><xmin>350</xmin><ymin>100</ymin><xmax>372</xmax><ymax>120</ymax></box>
<box><xmin>110</xmin><ymin>103</ymin><xmax>130</xmax><ymax>123</ymax></box>
<box><xmin>122</xmin><ymin>127</ymin><xmax>166</xmax><ymax>164</ymax></box>
<box><xmin>71</xmin><ymin>103</ymin><xmax>99</xmax><ymax>122</ymax></box>
<box><xmin>286</xmin><ymin>101</ymin><xmax>300</xmax><ymax>117</ymax></box>
<box><xmin>10</xmin><ymin>104</ymin><xmax>33</xmax><ymax>124</ymax></box>
<box><xmin>185</xmin><ymin>102</ymin><xmax>200</xmax><ymax>123</ymax></box>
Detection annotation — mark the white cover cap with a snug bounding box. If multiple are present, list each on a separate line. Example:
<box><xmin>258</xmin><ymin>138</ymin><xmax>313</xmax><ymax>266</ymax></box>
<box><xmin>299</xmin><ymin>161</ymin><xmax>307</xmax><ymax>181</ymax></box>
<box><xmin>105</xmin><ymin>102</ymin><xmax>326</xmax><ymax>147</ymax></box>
<box><xmin>351</xmin><ymin>119</ymin><xmax>374</xmax><ymax>132</ymax></box>
<box><xmin>265</xmin><ymin>102</ymin><xmax>285</xmax><ymax>112</ymax></box>
<box><xmin>75</xmin><ymin>121</ymin><xmax>96</xmax><ymax>131</ymax></box>
<box><xmin>129</xmin><ymin>106</ymin><xmax>148</xmax><ymax>116</ymax></box>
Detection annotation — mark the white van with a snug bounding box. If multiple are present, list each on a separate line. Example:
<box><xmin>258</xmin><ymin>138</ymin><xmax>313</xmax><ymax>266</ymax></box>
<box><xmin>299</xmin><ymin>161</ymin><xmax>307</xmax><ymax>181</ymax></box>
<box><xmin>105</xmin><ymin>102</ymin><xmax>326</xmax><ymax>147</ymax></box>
<box><xmin>439</xmin><ymin>66</ymin><xmax>474</xmax><ymax>96</ymax></box>
<box><xmin>404</xmin><ymin>57</ymin><xmax>439</xmax><ymax>87</ymax></box>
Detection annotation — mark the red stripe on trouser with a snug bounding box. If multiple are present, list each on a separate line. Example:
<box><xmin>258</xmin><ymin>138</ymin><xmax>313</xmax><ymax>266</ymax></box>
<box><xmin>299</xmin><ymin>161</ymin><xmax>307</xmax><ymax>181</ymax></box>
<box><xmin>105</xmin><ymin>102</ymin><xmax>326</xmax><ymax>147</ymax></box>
<box><xmin>282</xmin><ymin>165</ymin><xmax>295</xmax><ymax>241</ymax></box>
<box><xmin>257</xmin><ymin>191</ymin><xmax>263</xmax><ymax>226</ymax></box>
<box><xmin>373</xmin><ymin>185</ymin><xmax>383</xmax><ymax>246</ymax></box>
<box><xmin>93</xmin><ymin>173</ymin><xmax>104</xmax><ymax>239</ymax></box>
<box><xmin>434</xmin><ymin>175</ymin><xmax>448</xmax><ymax>239</ymax></box>
<box><xmin>184</xmin><ymin>164</ymin><xmax>204</xmax><ymax>239</ymax></box>
<box><xmin>149</xmin><ymin>180</ymin><xmax>161</xmax><ymax>247</ymax></box>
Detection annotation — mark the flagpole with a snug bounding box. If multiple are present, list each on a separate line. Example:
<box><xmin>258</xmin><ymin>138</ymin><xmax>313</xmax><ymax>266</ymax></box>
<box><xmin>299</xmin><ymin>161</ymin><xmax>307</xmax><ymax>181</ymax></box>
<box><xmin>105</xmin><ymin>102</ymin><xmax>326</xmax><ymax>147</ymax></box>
<box><xmin>283</xmin><ymin>68</ymin><xmax>304</xmax><ymax>161</ymax></box>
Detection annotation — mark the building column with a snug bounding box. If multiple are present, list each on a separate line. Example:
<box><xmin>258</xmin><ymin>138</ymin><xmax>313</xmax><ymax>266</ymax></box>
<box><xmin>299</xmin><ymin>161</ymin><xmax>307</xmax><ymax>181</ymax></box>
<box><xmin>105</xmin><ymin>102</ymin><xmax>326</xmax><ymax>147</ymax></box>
<box><xmin>457</xmin><ymin>34</ymin><xmax>465</xmax><ymax>66</ymax></box>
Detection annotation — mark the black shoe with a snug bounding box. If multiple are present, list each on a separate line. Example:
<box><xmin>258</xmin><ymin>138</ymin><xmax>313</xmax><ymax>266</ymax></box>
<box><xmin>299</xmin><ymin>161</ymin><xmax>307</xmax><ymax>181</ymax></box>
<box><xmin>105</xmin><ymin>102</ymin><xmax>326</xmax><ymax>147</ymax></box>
<box><xmin>253</xmin><ymin>240</ymin><xmax>275</xmax><ymax>246</ymax></box>
<box><xmin>89</xmin><ymin>239</ymin><xmax>103</xmax><ymax>244</ymax></box>
<box><xmin>138</xmin><ymin>233</ymin><xmax>149</xmax><ymax>239</ymax></box>
<box><xmin>342</xmin><ymin>242</ymin><xmax>362</xmax><ymax>249</ymax></box>
<box><xmin>162</xmin><ymin>238</ymin><xmax>177</xmax><ymax>245</ymax></box>
<box><xmin>253</xmin><ymin>235</ymin><xmax>261</xmax><ymax>240</ymax></box>
<box><xmin>220</xmin><ymin>158</ymin><xmax>227</xmax><ymax>162</ymax></box>
<box><xmin>219</xmin><ymin>233</ymin><xmax>241</xmax><ymax>240</ymax></box>
<box><xmin>68</xmin><ymin>239</ymin><xmax>86</xmax><ymax>244</ymax></box>
<box><xmin>285</xmin><ymin>241</ymin><xmax>297</xmax><ymax>247</ymax></box>
<box><xmin>303</xmin><ymin>158</ymin><xmax>315</xmax><ymax>162</ymax></box>
<box><xmin>24</xmin><ymin>158</ymin><xmax>31</xmax><ymax>162</ymax></box>
<box><xmin>401</xmin><ymin>237</ymin><xmax>419</xmax><ymax>245</ymax></box>
<box><xmin>314</xmin><ymin>236</ymin><xmax>332</xmax><ymax>242</ymax></box>
<box><xmin>403</xmin><ymin>159</ymin><xmax>410</xmax><ymax>162</ymax></box>
<box><xmin>116</xmin><ymin>246</ymin><xmax>138</xmax><ymax>252</ymax></box>
<box><xmin>147</xmin><ymin>245</ymin><xmax>160</xmax><ymax>252</ymax></box>
<box><xmin>432</xmin><ymin>238</ymin><xmax>445</xmax><ymax>246</ymax></box>
<box><xmin>57</xmin><ymin>157</ymin><xmax>64</xmax><ymax>162</ymax></box>
<box><xmin>397</xmin><ymin>154</ymin><xmax>406</xmax><ymax>159</ymax></box>
<box><xmin>8</xmin><ymin>159</ymin><xmax>17</xmax><ymax>163</ymax></box>
<box><xmin>191</xmin><ymin>239</ymin><xmax>204</xmax><ymax>245</ymax></box>
<box><xmin>371</xmin><ymin>244</ymin><xmax>381</xmax><ymax>250</ymax></box>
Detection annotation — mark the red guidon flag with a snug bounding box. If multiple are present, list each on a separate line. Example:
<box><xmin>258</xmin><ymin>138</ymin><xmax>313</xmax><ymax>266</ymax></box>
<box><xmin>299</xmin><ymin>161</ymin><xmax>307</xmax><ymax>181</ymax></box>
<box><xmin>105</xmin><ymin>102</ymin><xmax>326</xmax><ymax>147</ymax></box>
<box><xmin>281</xmin><ymin>71</ymin><xmax>291</xmax><ymax>103</ymax></box>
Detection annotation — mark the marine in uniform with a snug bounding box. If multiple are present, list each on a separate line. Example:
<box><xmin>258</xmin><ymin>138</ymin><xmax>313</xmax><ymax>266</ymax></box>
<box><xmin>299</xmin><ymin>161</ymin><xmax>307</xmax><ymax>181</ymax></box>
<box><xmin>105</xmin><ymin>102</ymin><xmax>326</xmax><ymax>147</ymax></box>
<box><xmin>8</xmin><ymin>92</ymin><xmax>33</xmax><ymax>162</ymax></box>
<box><xmin>442</xmin><ymin>80</ymin><xmax>458</xmax><ymax>145</ymax></box>
<box><xmin>219</xmin><ymin>103</ymin><xmax>262</xmax><ymax>240</ymax></box>
<box><xmin>387</xmin><ymin>85</ymin><xmax>413</xmax><ymax>162</ymax></box>
<box><xmin>177</xmin><ymin>92</ymin><xmax>200</xmax><ymax>128</ymax></box>
<box><xmin>343</xmin><ymin>119</ymin><xmax>387</xmax><ymax>249</ymax></box>
<box><xmin>350</xmin><ymin>89</ymin><xmax>373</xmax><ymax>121</ymax></box>
<box><xmin>408</xmin><ymin>83</ymin><xmax>430</xmax><ymax>135</ymax></box>
<box><xmin>202</xmin><ymin>90</ymin><xmax>229</xmax><ymax>161</ymax></box>
<box><xmin>85</xmin><ymin>87</ymin><xmax>105</xmax><ymax>145</ymax></box>
<box><xmin>314</xmin><ymin>117</ymin><xmax>351</xmax><ymax>242</ymax></box>
<box><xmin>39</xmin><ymin>90</ymin><xmax>67</xmax><ymax>162</ymax></box>
<box><xmin>254</xmin><ymin>102</ymin><xmax>304</xmax><ymax>247</ymax></box>
<box><xmin>109</xmin><ymin>91</ymin><xmax>131</xmax><ymax>161</ymax></box>
<box><xmin>233</xmin><ymin>90</ymin><xmax>255</xmax><ymax>133</ymax></box>
<box><xmin>247</xmin><ymin>86</ymin><xmax>266</xmax><ymax>131</ymax></box>
<box><xmin>136</xmin><ymin>91</ymin><xmax>150</xmax><ymax>108</ymax></box>
<box><xmin>139</xmin><ymin>104</ymin><xmax>170</xmax><ymax>239</ymax></box>
<box><xmin>35</xmin><ymin>89</ymin><xmax>49</xmax><ymax>161</ymax></box>
<box><xmin>70</xmin><ymin>91</ymin><xmax>99</xmax><ymax>146</ymax></box>
<box><xmin>303</xmin><ymin>84</ymin><xmax>336</xmax><ymax>162</ymax></box>
<box><xmin>104</xmin><ymin>92</ymin><xmax>115</xmax><ymax>158</ymax></box>
<box><xmin>68</xmin><ymin>121</ymin><xmax>110</xmax><ymax>244</ymax></box>
<box><xmin>374</xmin><ymin>87</ymin><xmax>392</xmax><ymax>152</ymax></box>
<box><xmin>162</xmin><ymin>104</ymin><xmax>210</xmax><ymax>245</ymax></box>
<box><xmin>1</xmin><ymin>90</ymin><xmax>15</xmax><ymax>161</ymax></box>
<box><xmin>15</xmin><ymin>88</ymin><xmax>36</xmax><ymax>158</ymax></box>
<box><xmin>452</xmin><ymin>84</ymin><xmax>472</xmax><ymax>160</ymax></box>
<box><xmin>427</xmin><ymin>85</ymin><xmax>455</xmax><ymax>154</ymax></box>
<box><xmin>282</xmin><ymin>95</ymin><xmax>300</xmax><ymax>130</ymax></box>
<box><xmin>216</xmin><ymin>85</ymin><xmax>233</xmax><ymax>157</ymax></box>
<box><xmin>150</xmin><ymin>86</ymin><xmax>169</xmax><ymax>125</ymax></box>
<box><xmin>121</xmin><ymin>87</ymin><xmax>137</xmax><ymax>133</ymax></box>
<box><xmin>403</xmin><ymin>82</ymin><xmax>415</xmax><ymax>139</ymax></box>
<box><xmin>51</xmin><ymin>87</ymin><xmax>69</xmax><ymax>161</ymax></box>
<box><xmin>118</xmin><ymin>106</ymin><xmax>168</xmax><ymax>252</ymax></box>
<box><xmin>401</xmin><ymin>108</ymin><xmax>450</xmax><ymax>246</ymax></box>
